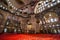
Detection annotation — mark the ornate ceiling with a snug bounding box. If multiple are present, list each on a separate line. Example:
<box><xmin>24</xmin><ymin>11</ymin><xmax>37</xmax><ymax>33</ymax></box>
<box><xmin>0</xmin><ymin>0</ymin><xmax>60</xmax><ymax>34</ymax></box>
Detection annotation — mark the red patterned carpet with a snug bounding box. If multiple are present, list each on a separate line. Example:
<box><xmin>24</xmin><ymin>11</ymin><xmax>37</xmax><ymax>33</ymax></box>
<box><xmin>0</xmin><ymin>34</ymin><xmax>60</xmax><ymax>40</ymax></box>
